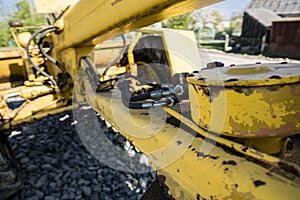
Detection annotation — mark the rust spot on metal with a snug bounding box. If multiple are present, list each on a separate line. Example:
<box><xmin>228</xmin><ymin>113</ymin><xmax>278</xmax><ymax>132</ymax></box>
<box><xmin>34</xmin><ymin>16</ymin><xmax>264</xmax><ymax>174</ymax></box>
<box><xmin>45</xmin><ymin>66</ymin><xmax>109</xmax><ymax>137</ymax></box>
<box><xmin>253</xmin><ymin>180</ymin><xmax>266</xmax><ymax>187</ymax></box>
<box><xmin>222</xmin><ymin>160</ymin><xmax>237</xmax><ymax>166</ymax></box>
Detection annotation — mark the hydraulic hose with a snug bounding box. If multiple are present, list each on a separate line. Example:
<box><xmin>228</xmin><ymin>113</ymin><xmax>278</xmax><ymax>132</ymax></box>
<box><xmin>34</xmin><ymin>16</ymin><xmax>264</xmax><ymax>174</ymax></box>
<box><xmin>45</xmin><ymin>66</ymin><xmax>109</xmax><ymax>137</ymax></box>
<box><xmin>37</xmin><ymin>28</ymin><xmax>67</xmax><ymax>87</ymax></box>
<box><xmin>117</xmin><ymin>80</ymin><xmax>178</xmax><ymax>109</ymax></box>
<box><xmin>25</xmin><ymin>26</ymin><xmax>59</xmax><ymax>87</ymax></box>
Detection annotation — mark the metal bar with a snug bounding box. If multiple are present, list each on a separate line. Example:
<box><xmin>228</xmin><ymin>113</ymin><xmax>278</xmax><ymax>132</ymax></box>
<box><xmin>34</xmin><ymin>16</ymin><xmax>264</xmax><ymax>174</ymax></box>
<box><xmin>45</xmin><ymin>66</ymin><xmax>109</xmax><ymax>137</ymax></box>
<box><xmin>55</xmin><ymin>0</ymin><xmax>221</xmax><ymax>50</ymax></box>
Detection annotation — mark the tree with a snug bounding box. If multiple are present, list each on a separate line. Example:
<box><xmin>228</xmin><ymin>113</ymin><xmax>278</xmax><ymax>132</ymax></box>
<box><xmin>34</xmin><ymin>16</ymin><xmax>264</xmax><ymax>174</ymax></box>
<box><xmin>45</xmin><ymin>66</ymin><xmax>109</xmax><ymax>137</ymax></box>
<box><xmin>224</xmin><ymin>14</ymin><xmax>243</xmax><ymax>36</ymax></box>
<box><xmin>11</xmin><ymin>0</ymin><xmax>46</xmax><ymax>26</ymax></box>
<box><xmin>0</xmin><ymin>0</ymin><xmax>46</xmax><ymax>47</ymax></box>
<box><xmin>163</xmin><ymin>13</ymin><xmax>195</xmax><ymax>30</ymax></box>
<box><xmin>191</xmin><ymin>7</ymin><xmax>224</xmax><ymax>30</ymax></box>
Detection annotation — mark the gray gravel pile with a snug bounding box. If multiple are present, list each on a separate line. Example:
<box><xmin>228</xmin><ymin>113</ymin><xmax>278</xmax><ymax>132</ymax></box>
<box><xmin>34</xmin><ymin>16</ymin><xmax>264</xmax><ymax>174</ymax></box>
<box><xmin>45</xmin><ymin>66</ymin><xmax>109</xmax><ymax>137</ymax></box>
<box><xmin>8</xmin><ymin>109</ymin><xmax>156</xmax><ymax>200</ymax></box>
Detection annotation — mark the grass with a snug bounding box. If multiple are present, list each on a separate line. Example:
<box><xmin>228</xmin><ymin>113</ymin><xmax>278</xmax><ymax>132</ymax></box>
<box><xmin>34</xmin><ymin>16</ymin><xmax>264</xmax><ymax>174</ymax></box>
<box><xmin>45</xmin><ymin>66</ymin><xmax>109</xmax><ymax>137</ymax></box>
<box><xmin>198</xmin><ymin>40</ymin><xmax>225</xmax><ymax>51</ymax></box>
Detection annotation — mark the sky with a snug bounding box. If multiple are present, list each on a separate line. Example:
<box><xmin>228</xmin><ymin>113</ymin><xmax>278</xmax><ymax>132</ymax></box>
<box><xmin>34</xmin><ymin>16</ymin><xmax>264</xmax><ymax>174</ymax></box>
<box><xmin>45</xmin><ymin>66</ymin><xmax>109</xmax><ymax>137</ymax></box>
<box><xmin>1</xmin><ymin>0</ymin><xmax>251</xmax><ymax>19</ymax></box>
<box><xmin>210</xmin><ymin>0</ymin><xmax>252</xmax><ymax>19</ymax></box>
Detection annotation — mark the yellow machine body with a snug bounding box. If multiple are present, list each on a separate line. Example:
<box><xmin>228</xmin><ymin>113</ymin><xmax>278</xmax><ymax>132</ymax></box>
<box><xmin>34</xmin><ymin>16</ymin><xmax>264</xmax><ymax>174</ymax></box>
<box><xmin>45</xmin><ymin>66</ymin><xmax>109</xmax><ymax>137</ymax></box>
<box><xmin>187</xmin><ymin>63</ymin><xmax>300</xmax><ymax>138</ymax></box>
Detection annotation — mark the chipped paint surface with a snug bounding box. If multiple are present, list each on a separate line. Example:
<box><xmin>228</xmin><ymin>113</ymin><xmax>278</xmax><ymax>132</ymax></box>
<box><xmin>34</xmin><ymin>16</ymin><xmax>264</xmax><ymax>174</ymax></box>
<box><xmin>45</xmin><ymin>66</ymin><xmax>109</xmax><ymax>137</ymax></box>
<box><xmin>187</xmin><ymin>63</ymin><xmax>300</xmax><ymax>139</ymax></box>
<box><xmin>85</xmin><ymin>89</ymin><xmax>300</xmax><ymax>199</ymax></box>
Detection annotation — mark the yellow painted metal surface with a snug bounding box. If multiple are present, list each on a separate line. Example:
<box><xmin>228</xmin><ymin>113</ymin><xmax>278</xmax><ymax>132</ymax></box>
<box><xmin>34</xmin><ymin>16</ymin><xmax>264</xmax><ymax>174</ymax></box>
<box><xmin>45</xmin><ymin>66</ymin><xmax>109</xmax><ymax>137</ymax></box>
<box><xmin>140</xmin><ymin>28</ymin><xmax>202</xmax><ymax>75</ymax></box>
<box><xmin>0</xmin><ymin>49</ymin><xmax>24</xmax><ymax>90</ymax></box>
<box><xmin>187</xmin><ymin>63</ymin><xmax>300</xmax><ymax>138</ymax></box>
<box><xmin>81</xmin><ymin>82</ymin><xmax>300</xmax><ymax>199</ymax></box>
<box><xmin>55</xmin><ymin>0</ymin><xmax>221</xmax><ymax>50</ymax></box>
<box><xmin>163</xmin><ymin>106</ymin><xmax>300</xmax><ymax>175</ymax></box>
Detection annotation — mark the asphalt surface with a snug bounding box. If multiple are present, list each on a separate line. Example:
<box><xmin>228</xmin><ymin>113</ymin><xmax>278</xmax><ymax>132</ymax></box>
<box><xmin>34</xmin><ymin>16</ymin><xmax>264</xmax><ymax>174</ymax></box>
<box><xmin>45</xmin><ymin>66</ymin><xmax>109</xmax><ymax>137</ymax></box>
<box><xmin>198</xmin><ymin>48</ymin><xmax>300</xmax><ymax>68</ymax></box>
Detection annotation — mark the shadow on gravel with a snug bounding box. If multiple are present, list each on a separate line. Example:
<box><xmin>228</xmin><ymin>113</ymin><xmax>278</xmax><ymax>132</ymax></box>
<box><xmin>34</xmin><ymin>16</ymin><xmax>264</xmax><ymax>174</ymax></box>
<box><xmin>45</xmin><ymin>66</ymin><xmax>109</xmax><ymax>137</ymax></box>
<box><xmin>8</xmin><ymin>111</ymin><xmax>155</xmax><ymax>200</ymax></box>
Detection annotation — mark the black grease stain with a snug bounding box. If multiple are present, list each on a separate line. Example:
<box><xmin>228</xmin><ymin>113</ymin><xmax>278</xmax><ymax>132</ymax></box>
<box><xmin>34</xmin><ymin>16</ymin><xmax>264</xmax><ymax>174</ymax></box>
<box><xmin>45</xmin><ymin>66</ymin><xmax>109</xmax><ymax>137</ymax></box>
<box><xmin>197</xmin><ymin>152</ymin><xmax>219</xmax><ymax>160</ymax></box>
<box><xmin>225</xmin><ymin>78</ymin><xmax>239</xmax><ymax>82</ymax></box>
<box><xmin>242</xmin><ymin>147</ymin><xmax>248</xmax><ymax>152</ymax></box>
<box><xmin>278</xmin><ymin>162</ymin><xmax>299</xmax><ymax>176</ymax></box>
<box><xmin>209</xmin><ymin>156</ymin><xmax>219</xmax><ymax>160</ymax></box>
<box><xmin>192</xmin><ymin>148</ymin><xmax>196</xmax><ymax>152</ymax></box>
<box><xmin>266</xmin><ymin>172</ymin><xmax>272</xmax><ymax>176</ymax></box>
<box><xmin>253</xmin><ymin>180</ymin><xmax>266</xmax><ymax>187</ymax></box>
<box><xmin>157</xmin><ymin>175</ymin><xmax>166</xmax><ymax>184</ymax></box>
<box><xmin>176</xmin><ymin>140</ymin><xmax>182</xmax><ymax>145</ymax></box>
<box><xmin>269</xmin><ymin>75</ymin><xmax>281</xmax><ymax>79</ymax></box>
<box><xmin>192</xmin><ymin>84</ymin><xmax>198</xmax><ymax>94</ymax></box>
<box><xmin>222</xmin><ymin>160</ymin><xmax>237</xmax><ymax>166</ymax></box>
<box><xmin>197</xmin><ymin>152</ymin><xmax>205</xmax><ymax>158</ymax></box>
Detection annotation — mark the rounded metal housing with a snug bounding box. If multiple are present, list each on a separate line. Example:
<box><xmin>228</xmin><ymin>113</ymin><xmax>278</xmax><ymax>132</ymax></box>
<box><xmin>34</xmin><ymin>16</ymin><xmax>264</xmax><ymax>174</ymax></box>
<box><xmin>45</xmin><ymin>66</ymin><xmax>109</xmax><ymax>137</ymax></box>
<box><xmin>187</xmin><ymin>63</ymin><xmax>300</xmax><ymax>138</ymax></box>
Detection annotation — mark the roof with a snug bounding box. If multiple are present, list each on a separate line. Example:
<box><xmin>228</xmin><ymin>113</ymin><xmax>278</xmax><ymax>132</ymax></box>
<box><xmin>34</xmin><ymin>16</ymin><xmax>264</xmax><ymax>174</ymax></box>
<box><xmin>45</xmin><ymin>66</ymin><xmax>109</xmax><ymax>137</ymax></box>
<box><xmin>248</xmin><ymin>0</ymin><xmax>300</xmax><ymax>17</ymax></box>
<box><xmin>273</xmin><ymin>16</ymin><xmax>300</xmax><ymax>22</ymax></box>
<box><xmin>245</xmin><ymin>8</ymin><xmax>281</xmax><ymax>27</ymax></box>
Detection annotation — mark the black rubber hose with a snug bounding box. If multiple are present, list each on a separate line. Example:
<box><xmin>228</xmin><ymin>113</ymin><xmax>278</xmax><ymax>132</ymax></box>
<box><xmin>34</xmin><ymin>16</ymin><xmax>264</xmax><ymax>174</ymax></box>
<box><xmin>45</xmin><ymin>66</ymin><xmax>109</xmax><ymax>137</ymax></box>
<box><xmin>118</xmin><ymin>80</ymin><xmax>175</xmax><ymax>109</ymax></box>
<box><xmin>25</xmin><ymin>26</ymin><xmax>59</xmax><ymax>87</ymax></box>
<box><xmin>129</xmin><ymin>93</ymin><xmax>151</xmax><ymax>102</ymax></box>
<box><xmin>37</xmin><ymin>28</ymin><xmax>67</xmax><ymax>86</ymax></box>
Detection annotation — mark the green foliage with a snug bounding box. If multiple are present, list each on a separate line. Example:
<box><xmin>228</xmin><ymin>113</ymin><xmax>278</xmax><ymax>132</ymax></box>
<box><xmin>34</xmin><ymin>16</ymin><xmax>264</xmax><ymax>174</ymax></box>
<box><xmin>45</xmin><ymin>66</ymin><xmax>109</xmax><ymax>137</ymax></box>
<box><xmin>12</xmin><ymin>0</ymin><xmax>46</xmax><ymax>26</ymax></box>
<box><xmin>0</xmin><ymin>0</ymin><xmax>46</xmax><ymax>47</ymax></box>
<box><xmin>224</xmin><ymin>14</ymin><xmax>243</xmax><ymax>36</ymax></box>
<box><xmin>163</xmin><ymin>13</ymin><xmax>195</xmax><ymax>30</ymax></box>
<box><xmin>0</xmin><ymin>21</ymin><xmax>11</xmax><ymax>47</ymax></box>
